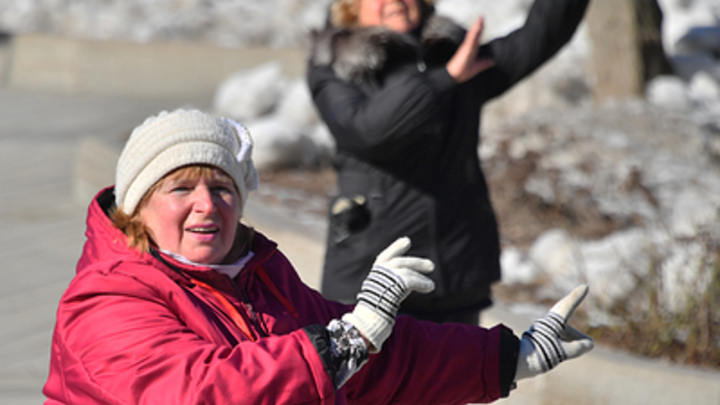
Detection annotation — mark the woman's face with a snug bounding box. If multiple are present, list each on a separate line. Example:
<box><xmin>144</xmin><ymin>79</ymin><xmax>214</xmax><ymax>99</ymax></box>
<box><xmin>140</xmin><ymin>168</ymin><xmax>241</xmax><ymax>265</ymax></box>
<box><xmin>357</xmin><ymin>0</ymin><xmax>421</xmax><ymax>33</ymax></box>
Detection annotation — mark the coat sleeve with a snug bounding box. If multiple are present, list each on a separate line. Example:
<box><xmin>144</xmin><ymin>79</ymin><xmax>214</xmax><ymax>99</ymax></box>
<box><xmin>44</xmin><ymin>266</ymin><xmax>338</xmax><ymax>405</ymax></box>
<box><xmin>344</xmin><ymin>317</ymin><xmax>520</xmax><ymax>404</ymax></box>
<box><xmin>307</xmin><ymin>63</ymin><xmax>457</xmax><ymax>159</ymax></box>
<box><xmin>474</xmin><ymin>0</ymin><xmax>590</xmax><ymax>101</ymax></box>
<box><xmin>259</xmin><ymin>250</ymin><xmax>521</xmax><ymax>404</ymax></box>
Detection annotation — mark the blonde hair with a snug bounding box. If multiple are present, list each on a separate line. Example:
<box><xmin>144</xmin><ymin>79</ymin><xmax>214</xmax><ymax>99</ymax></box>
<box><xmin>330</xmin><ymin>0</ymin><xmax>435</xmax><ymax>28</ymax></box>
<box><xmin>111</xmin><ymin>165</ymin><xmax>238</xmax><ymax>253</ymax></box>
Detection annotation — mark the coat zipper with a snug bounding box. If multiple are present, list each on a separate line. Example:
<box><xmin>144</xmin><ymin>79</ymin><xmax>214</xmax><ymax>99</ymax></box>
<box><xmin>231</xmin><ymin>277</ymin><xmax>270</xmax><ymax>339</ymax></box>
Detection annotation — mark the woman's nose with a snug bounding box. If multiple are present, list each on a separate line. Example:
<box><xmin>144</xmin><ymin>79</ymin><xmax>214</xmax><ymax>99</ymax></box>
<box><xmin>192</xmin><ymin>186</ymin><xmax>216</xmax><ymax>212</ymax></box>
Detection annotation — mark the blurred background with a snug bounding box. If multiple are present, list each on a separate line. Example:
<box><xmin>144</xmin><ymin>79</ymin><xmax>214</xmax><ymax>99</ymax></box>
<box><xmin>0</xmin><ymin>0</ymin><xmax>719</xmax><ymax>404</ymax></box>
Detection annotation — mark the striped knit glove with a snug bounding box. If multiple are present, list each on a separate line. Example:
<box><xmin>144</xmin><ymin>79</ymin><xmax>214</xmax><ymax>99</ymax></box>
<box><xmin>343</xmin><ymin>237</ymin><xmax>435</xmax><ymax>353</ymax></box>
<box><xmin>515</xmin><ymin>285</ymin><xmax>595</xmax><ymax>381</ymax></box>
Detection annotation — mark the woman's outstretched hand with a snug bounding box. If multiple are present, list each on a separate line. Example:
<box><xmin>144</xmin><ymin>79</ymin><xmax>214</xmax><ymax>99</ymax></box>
<box><xmin>515</xmin><ymin>285</ymin><xmax>595</xmax><ymax>381</ymax></box>
<box><xmin>342</xmin><ymin>237</ymin><xmax>435</xmax><ymax>352</ymax></box>
<box><xmin>446</xmin><ymin>17</ymin><xmax>495</xmax><ymax>83</ymax></box>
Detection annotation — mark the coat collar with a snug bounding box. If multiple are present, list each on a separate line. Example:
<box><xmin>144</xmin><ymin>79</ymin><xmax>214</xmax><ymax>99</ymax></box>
<box><xmin>309</xmin><ymin>14</ymin><xmax>465</xmax><ymax>83</ymax></box>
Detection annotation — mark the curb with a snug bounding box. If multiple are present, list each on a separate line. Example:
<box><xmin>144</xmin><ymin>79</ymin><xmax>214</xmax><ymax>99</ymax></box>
<box><xmin>0</xmin><ymin>33</ymin><xmax>305</xmax><ymax>98</ymax></box>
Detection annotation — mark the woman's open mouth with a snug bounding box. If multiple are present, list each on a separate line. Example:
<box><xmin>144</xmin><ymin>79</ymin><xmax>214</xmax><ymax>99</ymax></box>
<box><xmin>187</xmin><ymin>226</ymin><xmax>219</xmax><ymax>235</ymax></box>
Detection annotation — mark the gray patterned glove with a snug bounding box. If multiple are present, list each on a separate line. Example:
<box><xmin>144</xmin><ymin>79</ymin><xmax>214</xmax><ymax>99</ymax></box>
<box><xmin>515</xmin><ymin>285</ymin><xmax>595</xmax><ymax>381</ymax></box>
<box><xmin>342</xmin><ymin>237</ymin><xmax>435</xmax><ymax>352</ymax></box>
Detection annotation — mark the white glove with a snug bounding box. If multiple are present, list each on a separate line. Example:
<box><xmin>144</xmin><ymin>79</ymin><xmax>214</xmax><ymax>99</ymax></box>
<box><xmin>515</xmin><ymin>285</ymin><xmax>595</xmax><ymax>381</ymax></box>
<box><xmin>343</xmin><ymin>237</ymin><xmax>435</xmax><ymax>352</ymax></box>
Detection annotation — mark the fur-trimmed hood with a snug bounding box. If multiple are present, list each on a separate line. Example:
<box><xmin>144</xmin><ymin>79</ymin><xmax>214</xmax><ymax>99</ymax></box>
<box><xmin>309</xmin><ymin>15</ymin><xmax>465</xmax><ymax>84</ymax></box>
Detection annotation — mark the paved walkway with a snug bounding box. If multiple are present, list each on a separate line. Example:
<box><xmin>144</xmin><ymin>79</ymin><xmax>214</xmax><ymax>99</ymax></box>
<box><xmin>0</xmin><ymin>89</ymin><xmax>211</xmax><ymax>404</ymax></box>
<box><xmin>1</xmin><ymin>89</ymin><xmax>719</xmax><ymax>405</ymax></box>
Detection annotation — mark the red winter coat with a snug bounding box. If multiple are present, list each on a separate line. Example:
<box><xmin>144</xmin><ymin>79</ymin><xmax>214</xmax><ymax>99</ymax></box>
<box><xmin>44</xmin><ymin>187</ymin><xmax>518</xmax><ymax>404</ymax></box>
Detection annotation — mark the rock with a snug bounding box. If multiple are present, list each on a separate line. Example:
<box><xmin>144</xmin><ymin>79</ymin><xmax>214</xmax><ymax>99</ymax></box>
<box><xmin>276</xmin><ymin>78</ymin><xmax>320</xmax><ymax>128</ymax></box>
<box><xmin>675</xmin><ymin>26</ymin><xmax>720</xmax><ymax>59</ymax></box>
<box><xmin>500</xmin><ymin>247</ymin><xmax>540</xmax><ymax>285</ymax></box>
<box><xmin>308</xmin><ymin>124</ymin><xmax>335</xmax><ymax>161</ymax></box>
<box><xmin>668</xmin><ymin>187</ymin><xmax>720</xmax><ymax>238</ymax></box>
<box><xmin>646</xmin><ymin>75</ymin><xmax>691</xmax><ymax>109</ymax></box>
<box><xmin>524</xmin><ymin>175</ymin><xmax>555</xmax><ymax>204</ymax></box>
<box><xmin>528</xmin><ymin>229</ymin><xmax>578</xmax><ymax>294</ymax></box>
<box><xmin>246</xmin><ymin>116</ymin><xmax>320</xmax><ymax>171</ymax></box>
<box><xmin>578</xmin><ymin>228</ymin><xmax>648</xmax><ymax>309</ymax></box>
<box><xmin>658</xmin><ymin>0</ymin><xmax>719</xmax><ymax>55</ymax></box>
<box><xmin>671</xmin><ymin>53</ymin><xmax>720</xmax><ymax>82</ymax></box>
<box><xmin>667</xmin><ymin>23</ymin><xmax>720</xmax><ymax>82</ymax></box>
<box><xmin>661</xmin><ymin>240</ymin><xmax>713</xmax><ymax>314</ymax></box>
<box><xmin>689</xmin><ymin>70</ymin><xmax>720</xmax><ymax>103</ymax></box>
<box><xmin>213</xmin><ymin>62</ymin><xmax>286</xmax><ymax>121</ymax></box>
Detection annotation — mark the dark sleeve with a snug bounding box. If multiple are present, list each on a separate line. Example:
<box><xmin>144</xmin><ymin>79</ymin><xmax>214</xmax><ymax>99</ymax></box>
<box><xmin>499</xmin><ymin>325</ymin><xmax>520</xmax><ymax>397</ymax></box>
<box><xmin>474</xmin><ymin>0</ymin><xmax>591</xmax><ymax>101</ymax></box>
<box><xmin>306</xmin><ymin>63</ymin><xmax>456</xmax><ymax>159</ymax></box>
<box><xmin>303</xmin><ymin>324</ymin><xmax>338</xmax><ymax>384</ymax></box>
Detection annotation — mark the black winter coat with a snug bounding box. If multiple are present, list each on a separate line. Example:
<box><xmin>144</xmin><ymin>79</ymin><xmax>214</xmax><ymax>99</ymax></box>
<box><xmin>307</xmin><ymin>0</ymin><xmax>590</xmax><ymax>312</ymax></box>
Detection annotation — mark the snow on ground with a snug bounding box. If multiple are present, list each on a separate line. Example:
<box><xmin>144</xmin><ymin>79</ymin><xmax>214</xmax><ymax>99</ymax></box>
<box><xmin>480</xmin><ymin>101</ymin><xmax>720</xmax><ymax>320</ymax></box>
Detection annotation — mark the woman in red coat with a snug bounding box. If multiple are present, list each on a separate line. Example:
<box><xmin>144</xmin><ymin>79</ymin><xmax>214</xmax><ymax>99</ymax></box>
<box><xmin>43</xmin><ymin>109</ymin><xmax>593</xmax><ymax>404</ymax></box>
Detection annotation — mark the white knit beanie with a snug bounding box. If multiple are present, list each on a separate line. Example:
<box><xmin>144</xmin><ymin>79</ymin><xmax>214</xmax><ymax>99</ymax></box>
<box><xmin>115</xmin><ymin>109</ymin><xmax>259</xmax><ymax>215</ymax></box>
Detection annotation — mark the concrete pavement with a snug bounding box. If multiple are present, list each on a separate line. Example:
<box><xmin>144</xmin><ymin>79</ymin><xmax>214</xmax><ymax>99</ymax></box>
<box><xmin>0</xmin><ymin>89</ymin><xmax>208</xmax><ymax>404</ymax></box>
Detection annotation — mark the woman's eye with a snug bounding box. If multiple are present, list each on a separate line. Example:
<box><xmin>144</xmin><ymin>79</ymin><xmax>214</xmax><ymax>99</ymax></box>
<box><xmin>212</xmin><ymin>186</ymin><xmax>233</xmax><ymax>194</ymax></box>
<box><xmin>171</xmin><ymin>186</ymin><xmax>191</xmax><ymax>193</ymax></box>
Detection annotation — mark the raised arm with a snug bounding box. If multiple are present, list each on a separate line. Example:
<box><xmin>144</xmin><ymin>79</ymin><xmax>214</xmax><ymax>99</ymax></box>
<box><xmin>446</xmin><ymin>17</ymin><xmax>495</xmax><ymax>83</ymax></box>
<box><xmin>474</xmin><ymin>0</ymin><xmax>591</xmax><ymax>100</ymax></box>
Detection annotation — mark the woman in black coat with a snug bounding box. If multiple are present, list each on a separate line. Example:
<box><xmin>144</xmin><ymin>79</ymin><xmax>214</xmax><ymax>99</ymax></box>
<box><xmin>307</xmin><ymin>0</ymin><xmax>590</xmax><ymax>324</ymax></box>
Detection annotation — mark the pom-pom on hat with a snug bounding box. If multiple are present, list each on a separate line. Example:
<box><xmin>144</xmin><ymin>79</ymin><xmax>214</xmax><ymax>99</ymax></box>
<box><xmin>114</xmin><ymin>109</ymin><xmax>259</xmax><ymax>215</ymax></box>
